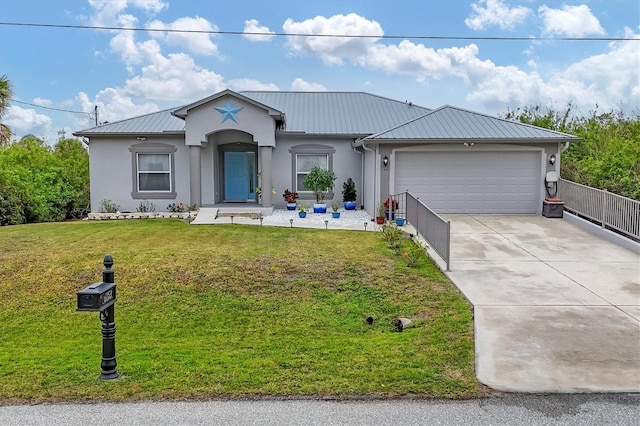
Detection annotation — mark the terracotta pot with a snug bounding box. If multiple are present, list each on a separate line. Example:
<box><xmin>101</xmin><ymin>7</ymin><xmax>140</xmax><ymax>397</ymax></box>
<box><xmin>375</xmin><ymin>217</ymin><xmax>384</xmax><ymax>224</ymax></box>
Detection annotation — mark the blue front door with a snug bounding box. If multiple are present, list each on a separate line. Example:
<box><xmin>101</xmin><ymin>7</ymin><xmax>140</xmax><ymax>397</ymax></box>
<box><xmin>224</xmin><ymin>152</ymin><xmax>249</xmax><ymax>201</ymax></box>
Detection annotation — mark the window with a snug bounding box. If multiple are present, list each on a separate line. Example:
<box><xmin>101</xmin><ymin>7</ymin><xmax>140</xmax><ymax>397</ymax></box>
<box><xmin>138</xmin><ymin>153</ymin><xmax>171</xmax><ymax>191</ymax></box>
<box><xmin>289</xmin><ymin>144</ymin><xmax>335</xmax><ymax>196</ymax></box>
<box><xmin>129</xmin><ymin>142</ymin><xmax>177</xmax><ymax>199</ymax></box>
<box><xmin>296</xmin><ymin>154</ymin><xmax>328</xmax><ymax>191</ymax></box>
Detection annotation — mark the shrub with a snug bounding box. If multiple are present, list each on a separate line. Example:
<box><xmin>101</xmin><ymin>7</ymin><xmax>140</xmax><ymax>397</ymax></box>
<box><xmin>136</xmin><ymin>200</ymin><xmax>156</xmax><ymax>212</ymax></box>
<box><xmin>303</xmin><ymin>166</ymin><xmax>336</xmax><ymax>203</ymax></box>
<box><xmin>342</xmin><ymin>178</ymin><xmax>357</xmax><ymax>202</ymax></box>
<box><xmin>167</xmin><ymin>202</ymin><xmax>185</xmax><ymax>213</ymax></box>
<box><xmin>100</xmin><ymin>199</ymin><xmax>119</xmax><ymax>213</ymax></box>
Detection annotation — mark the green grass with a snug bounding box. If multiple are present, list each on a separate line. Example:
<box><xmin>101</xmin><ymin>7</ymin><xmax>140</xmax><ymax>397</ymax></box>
<box><xmin>0</xmin><ymin>219</ymin><xmax>483</xmax><ymax>402</ymax></box>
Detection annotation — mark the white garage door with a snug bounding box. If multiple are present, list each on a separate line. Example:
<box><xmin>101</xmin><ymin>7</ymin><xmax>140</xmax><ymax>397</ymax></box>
<box><xmin>394</xmin><ymin>150</ymin><xmax>541</xmax><ymax>213</ymax></box>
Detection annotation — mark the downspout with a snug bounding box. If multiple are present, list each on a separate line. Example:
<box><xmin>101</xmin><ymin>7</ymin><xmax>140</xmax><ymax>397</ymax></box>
<box><xmin>361</xmin><ymin>141</ymin><xmax>376</xmax><ymax>216</ymax></box>
<box><xmin>354</xmin><ymin>146</ymin><xmax>364</xmax><ymax>210</ymax></box>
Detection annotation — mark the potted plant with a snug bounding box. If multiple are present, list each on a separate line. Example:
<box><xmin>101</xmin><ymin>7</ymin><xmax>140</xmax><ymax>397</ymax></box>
<box><xmin>331</xmin><ymin>200</ymin><xmax>341</xmax><ymax>218</ymax></box>
<box><xmin>384</xmin><ymin>197</ymin><xmax>398</xmax><ymax>220</ymax></box>
<box><xmin>342</xmin><ymin>178</ymin><xmax>357</xmax><ymax>210</ymax></box>
<box><xmin>375</xmin><ymin>202</ymin><xmax>386</xmax><ymax>224</ymax></box>
<box><xmin>303</xmin><ymin>166</ymin><xmax>336</xmax><ymax>213</ymax></box>
<box><xmin>297</xmin><ymin>202</ymin><xmax>309</xmax><ymax>218</ymax></box>
<box><xmin>282</xmin><ymin>188</ymin><xmax>298</xmax><ymax>210</ymax></box>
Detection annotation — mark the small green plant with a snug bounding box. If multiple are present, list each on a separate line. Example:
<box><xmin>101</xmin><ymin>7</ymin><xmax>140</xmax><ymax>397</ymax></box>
<box><xmin>167</xmin><ymin>202</ymin><xmax>185</xmax><ymax>213</ymax></box>
<box><xmin>99</xmin><ymin>199</ymin><xmax>120</xmax><ymax>213</ymax></box>
<box><xmin>136</xmin><ymin>200</ymin><xmax>156</xmax><ymax>212</ymax></box>
<box><xmin>342</xmin><ymin>178</ymin><xmax>357</xmax><ymax>202</ymax></box>
<box><xmin>377</xmin><ymin>202</ymin><xmax>386</xmax><ymax>218</ymax></box>
<box><xmin>303</xmin><ymin>166</ymin><xmax>337</xmax><ymax>203</ymax></box>
<box><xmin>402</xmin><ymin>241</ymin><xmax>426</xmax><ymax>267</ymax></box>
<box><xmin>331</xmin><ymin>200</ymin><xmax>341</xmax><ymax>212</ymax></box>
<box><xmin>297</xmin><ymin>202</ymin><xmax>309</xmax><ymax>212</ymax></box>
<box><xmin>187</xmin><ymin>204</ymin><xmax>198</xmax><ymax>212</ymax></box>
<box><xmin>379</xmin><ymin>223</ymin><xmax>403</xmax><ymax>255</ymax></box>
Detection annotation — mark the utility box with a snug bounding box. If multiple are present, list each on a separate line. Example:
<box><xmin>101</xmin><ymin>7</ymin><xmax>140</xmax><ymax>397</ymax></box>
<box><xmin>542</xmin><ymin>198</ymin><xmax>564</xmax><ymax>218</ymax></box>
<box><xmin>77</xmin><ymin>281</ymin><xmax>116</xmax><ymax>312</ymax></box>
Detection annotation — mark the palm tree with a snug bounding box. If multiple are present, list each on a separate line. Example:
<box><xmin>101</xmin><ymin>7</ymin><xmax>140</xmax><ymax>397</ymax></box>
<box><xmin>0</xmin><ymin>74</ymin><xmax>13</xmax><ymax>145</ymax></box>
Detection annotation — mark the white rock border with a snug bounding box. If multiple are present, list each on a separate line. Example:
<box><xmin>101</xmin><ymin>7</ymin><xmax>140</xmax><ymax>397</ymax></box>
<box><xmin>86</xmin><ymin>211</ymin><xmax>198</xmax><ymax>221</ymax></box>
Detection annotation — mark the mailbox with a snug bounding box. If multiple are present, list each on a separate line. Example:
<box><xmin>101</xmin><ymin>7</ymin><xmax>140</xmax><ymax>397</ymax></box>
<box><xmin>77</xmin><ymin>281</ymin><xmax>116</xmax><ymax>312</ymax></box>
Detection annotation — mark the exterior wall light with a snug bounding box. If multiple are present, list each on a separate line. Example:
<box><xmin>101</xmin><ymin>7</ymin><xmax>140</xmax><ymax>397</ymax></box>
<box><xmin>549</xmin><ymin>154</ymin><xmax>556</xmax><ymax>165</ymax></box>
<box><xmin>382</xmin><ymin>155</ymin><xmax>389</xmax><ymax>168</ymax></box>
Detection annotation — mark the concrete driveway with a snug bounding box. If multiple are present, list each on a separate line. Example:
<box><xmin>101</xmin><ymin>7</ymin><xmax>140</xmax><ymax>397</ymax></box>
<box><xmin>442</xmin><ymin>214</ymin><xmax>640</xmax><ymax>393</ymax></box>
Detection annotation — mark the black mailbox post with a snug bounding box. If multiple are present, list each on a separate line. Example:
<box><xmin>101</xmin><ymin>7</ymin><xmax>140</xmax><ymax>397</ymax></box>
<box><xmin>77</xmin><ymin>255</ymin><xmax>118</xmax><ymax>380</ymax></box>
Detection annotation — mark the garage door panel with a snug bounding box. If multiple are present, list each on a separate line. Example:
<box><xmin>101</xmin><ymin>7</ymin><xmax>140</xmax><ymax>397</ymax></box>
<box><xmin>395</xmin><ymin>151</ymin><xmax>540</xmax><ymax>214</ymax></box>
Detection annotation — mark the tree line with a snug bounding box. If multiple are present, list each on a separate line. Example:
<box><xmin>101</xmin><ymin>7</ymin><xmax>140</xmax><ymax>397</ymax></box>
<box><xmin>505</xmin><ymin>104</ymin><xmax>639</xmax><ymax>200</ymax></box>
<box><xmin>0</xmin><ymin>136</ymin><xmax>90</xmax><ymax>225</ymax></box>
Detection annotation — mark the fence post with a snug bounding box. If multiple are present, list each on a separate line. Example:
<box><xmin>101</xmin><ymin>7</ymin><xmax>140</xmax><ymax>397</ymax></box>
<box><xmin>445</xmin><ymin>220</ymin><xmax>451</xmax><ymax>271</ymax></box>
<box><xmin>602</xmin><ymin>189</ymin><xmax>607</xmax><ymax>229</ymax></box>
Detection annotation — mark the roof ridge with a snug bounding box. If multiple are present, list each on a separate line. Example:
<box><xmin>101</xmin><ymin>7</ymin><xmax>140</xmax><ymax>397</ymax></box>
<box><xmin>435</xmin><ymin>105</ymin><xmax>578</xmax><ymax>137</ymax></box>
<box><xmin>241</xmin><ymin>91</ymin><xmax>432</xmax><ymax>110</ymax></box>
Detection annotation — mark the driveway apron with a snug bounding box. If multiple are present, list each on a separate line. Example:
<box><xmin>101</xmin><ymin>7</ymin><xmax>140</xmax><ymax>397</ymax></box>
<box><xmin>443</xmin><ymin>214</ymin><xmax>640</xmax><ymax>393</ymax></box>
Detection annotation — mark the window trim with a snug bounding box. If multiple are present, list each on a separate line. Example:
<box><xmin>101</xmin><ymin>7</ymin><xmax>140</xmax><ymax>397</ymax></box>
<box><xmin>289</xmin><ymin>144</ymin><xmax>335</xmax><ymax>200</ymax></box>
<box><xmin>129</xmin><ymin>142</ymin><xmax>177</xmax><ymax>199</ymax></box>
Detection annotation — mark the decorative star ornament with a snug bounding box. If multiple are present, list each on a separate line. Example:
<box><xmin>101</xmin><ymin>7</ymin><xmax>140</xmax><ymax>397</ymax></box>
<box><xmin>215</xmin><ymin>100</ymin><xmax>243</xmax><ymax>123</ymax></box>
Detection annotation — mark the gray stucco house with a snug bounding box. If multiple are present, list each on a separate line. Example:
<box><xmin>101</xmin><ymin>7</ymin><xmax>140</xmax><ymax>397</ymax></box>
<box><xmin>74</xmin><ymin>89</ymin><xmax>578</xmax><ymax>216</ymax></box>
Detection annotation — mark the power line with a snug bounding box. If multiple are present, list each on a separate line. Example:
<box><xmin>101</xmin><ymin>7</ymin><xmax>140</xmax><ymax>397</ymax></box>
<box><xmin>0</xmin><ymin>21</ymin><xmax>637</xmax><ymax>42</ymax></box>
<box><xmin>11</xmin><ymin>99</ymin><xmax>91</xmax><ymax>116</ymax></box>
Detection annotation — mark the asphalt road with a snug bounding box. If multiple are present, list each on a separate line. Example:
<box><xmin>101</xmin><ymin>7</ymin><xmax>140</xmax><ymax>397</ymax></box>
<box><xmin>1</xmin><ymin>394</ymin><xmax>638</xmax><ymax>425</ymax></box>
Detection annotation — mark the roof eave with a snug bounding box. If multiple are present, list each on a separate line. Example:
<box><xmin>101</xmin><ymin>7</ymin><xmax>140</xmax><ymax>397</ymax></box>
<box><xmin>355</xmin><ymin>136</ymin><xmax>580</xmax><ymax>145</ymax></box>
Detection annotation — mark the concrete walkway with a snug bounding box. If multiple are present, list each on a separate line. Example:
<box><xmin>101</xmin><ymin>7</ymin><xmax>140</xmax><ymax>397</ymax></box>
<box><xmin>442</xmin><ymin>215</ymin><xmax>640</xmax><ymax>393</ymax></box>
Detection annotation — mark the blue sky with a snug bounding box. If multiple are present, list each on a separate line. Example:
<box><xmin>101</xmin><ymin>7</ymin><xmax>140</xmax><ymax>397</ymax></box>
<box><xmin>1</xmin><ymin>0</ymin><xmax>638</xmax><ymax>144</ymax></box>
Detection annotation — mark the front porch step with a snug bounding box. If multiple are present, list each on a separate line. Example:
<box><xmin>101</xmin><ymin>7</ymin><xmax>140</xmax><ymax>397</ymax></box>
<box><xmin>190</xmin><ymin>207</ymin><xmax>218</xmax><ymax>225</ymax></box>
<box><xmin>191</xmin><ymin>206</ymin><xmax>275</xmax><ymax>224</ymax></box>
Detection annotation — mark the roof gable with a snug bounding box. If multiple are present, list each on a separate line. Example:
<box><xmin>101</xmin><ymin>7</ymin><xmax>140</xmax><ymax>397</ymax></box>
<box><xmin>361</xmin><ymin>105</ymin><xmax>579</xmax><ymax>142</ymax></box>
<box><xmin>172</xmin><ymin>89</ymin><xmax>283</xmax><ymax>119</ymax></box>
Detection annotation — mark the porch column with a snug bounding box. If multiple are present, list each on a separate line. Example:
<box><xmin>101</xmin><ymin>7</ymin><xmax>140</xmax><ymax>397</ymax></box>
<box><xmin>189</xmin><ymin>145</ymin><xmax>202</xmax><ymax>207</ymax></box>
<box><xmin>259</xmin><ymin>146</ymin><xmax>273</xmax><ymax>207</ymax></box>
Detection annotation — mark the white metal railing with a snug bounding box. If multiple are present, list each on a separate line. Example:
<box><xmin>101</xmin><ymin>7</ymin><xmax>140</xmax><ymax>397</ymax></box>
<box><xmin>395</xmin><ymin>192</ymin><xmax>451</xmax><ymax>270</ymax></box>
<box><xmin>559</xmin><ymin>178</ymin><xmax>640</xmax><ymax>240</ymax></box>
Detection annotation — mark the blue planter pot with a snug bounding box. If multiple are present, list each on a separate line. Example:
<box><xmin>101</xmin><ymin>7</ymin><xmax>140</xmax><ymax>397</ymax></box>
<box><xmin>331</xmin><ymin>212</ymin><xmax>340</xmax><ymax>218</ymax></box>
<box><xmin>313</xmin><ymin>204</ymin><xmax>327</xmax><ymax>213</ymax></box>
<box><xmin>298</xmin><ymin>211</ymin><xmax>307</xmax><ymax>218</ymax></box>
<box><xmin>343</xmin><ymin>201</ymin><xmax>356</xmax><ymax>210</ymax></box>
<box><xmin>395</xmin><ymin>218</ymin><xmax>405</xmax><ymax>226</ymax></box>
<box><xmin>286</xmin><ymin>203</ymin><xmax>297</xmax><ymax>211</ymax></box>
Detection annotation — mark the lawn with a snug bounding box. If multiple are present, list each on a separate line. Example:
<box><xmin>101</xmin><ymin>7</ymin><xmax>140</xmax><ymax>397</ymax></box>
<box><xmin>0</xmin><ymin>219</ymin><xmax>483</xmax><ymax>402</ymax></box>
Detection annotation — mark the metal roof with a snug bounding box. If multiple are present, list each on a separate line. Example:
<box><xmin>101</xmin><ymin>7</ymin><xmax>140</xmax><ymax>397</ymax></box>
<box><xmin>74</xmin><ymin>108</ymin><xmax>185</xmax><ymax>136</ymax></box>
<box><xmin>360</xmin><ymin>105</ymin><xmax>580</xmax><ymax>142</ymax></box>
<box><xmin>241</xmin><ymin>91</ymin><xmax>431</xmax><ymax>135</ymax></box>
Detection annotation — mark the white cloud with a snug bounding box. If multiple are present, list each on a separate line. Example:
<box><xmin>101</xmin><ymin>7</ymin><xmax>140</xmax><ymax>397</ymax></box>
<box><xmin>362</xmin><ymin>41</ymin><xmax>476</xmax><ymax>82</ymax></box>
<box><xmin>465</xmin><ymin>0</ymin><xmax>531</xmax><ymax>31</ymax></box>
<box><xmin>290</xmin><ymin>78</ymin><xmax>327</xmax><ymax>91</ymax></box>
<box><xmin>281</xmin><ymin>12</ymin><xmax>638</xmax><ymax>113</ymax></box>
<box><xmin>87</xmin><ymin>0</ymin><xmax>165</xmax><ymax>26</ymax></box>
<box><xmin>283</xmin><ymin>13</ymin><xmax>383</xmax><ymax>65</ymax></box>
<box><xmin>243</xmin><ymin>19</ymin><xmax>276</xmax><ymax>42</ymax></box>
<box><xmin>539</xmin><ymin>4</ymin><xmax>605</xmax><ymax>37</ymax></box>
<box><xmin>32</xmin><ymin>98</ymin><xmax>53</xmax><ymax>107</ymax></box>
<box><xmin>123</xmin><ymin>49</ymin><xmax>227</xmax><ymax>102</ymax></box>
<box><xmin>147</xmin><ymin>16</ymin><xmax>219</xmax><ymax>56</ymax></box>
<box><xmin>4</xmin><ymin>105</ymin><xmax>53</xmax><ymax>140</ymax></box>
<box><xmin>76</xmin><ymin>90</ymin><xmax>159</xmax><ymax>126</ymax></box>
<box><xmin>228</xmin><ymin>79</ymin><xmax>279</xmax><ymax>91</ymax></box>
